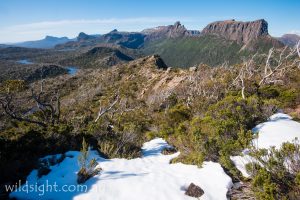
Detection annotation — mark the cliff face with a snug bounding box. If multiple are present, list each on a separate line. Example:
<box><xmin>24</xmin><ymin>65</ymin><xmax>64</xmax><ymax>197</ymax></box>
<box><xmin>201</xmin><ymin>19</ymin><xmax>269</xmax><ymax>45</ymax></box>
<box><xmin>142</xmin><ymin>21</ymin><xmax>200</xmax><ymax>40</ymax></box>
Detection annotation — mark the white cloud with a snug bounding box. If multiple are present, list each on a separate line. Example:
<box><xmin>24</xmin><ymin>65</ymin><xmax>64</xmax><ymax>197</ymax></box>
<box><xmin>288</xmin><ymin>30</ymin><xmax>300</xmax><ymax>35</ymax></box>
<box><xmin>0</xmin><ymin>17</ymin><xmax>196</xmax><ymax>43</ymax></box>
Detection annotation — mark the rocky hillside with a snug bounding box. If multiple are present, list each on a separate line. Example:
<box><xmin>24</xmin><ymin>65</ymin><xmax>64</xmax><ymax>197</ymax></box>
<box><xmin>59</xmin><ymin>46</ymin><xmax>134</xmax><ymax>68</ymax></box>
<box><xmin>1</xmin><ymin>49</ymin><xmax>300</xmax><ymax>199</ymax></box>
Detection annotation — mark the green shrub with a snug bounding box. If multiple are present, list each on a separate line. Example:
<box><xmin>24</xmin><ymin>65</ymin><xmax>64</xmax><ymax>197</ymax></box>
<box><xmin>77</xmin><ymin>138</ymin><xmax>101</xmax><ymax>184</ymax></box>
<box><xmin>279</xmin><ymin>89</ymin><xmax>298</xmax><ymax>107</ymax></box>
<box><xmin>248</xmin><ymin>139</ymin><xmax>300</xmax><ymax>199</ymax></box>
<box><xmin>259</xmin><ymin>86</ymin><xmax>280</xmax><ymax>99</ymax></box>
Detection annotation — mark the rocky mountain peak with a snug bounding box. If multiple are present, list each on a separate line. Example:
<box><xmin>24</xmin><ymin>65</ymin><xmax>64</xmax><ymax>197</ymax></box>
<box><xmin>150</xmin><ymin>54</ymin><xmax>168</xmax><ymax>69</ymax></box>
<box><xmin>137</xmin><ymin>54</ymin><xmax>168</xmax><ymax>70</ymax></box>
<box><xmin>110</xmin><ymin>29</ymin><xmax>118</xmax><ymax>33</ymax></box>
<box><xmin>201</xmin><ymin>19</ymin><xmax>269</xmax><ymax>45</ymax></box>
<box><xmin>77</xmin><ymin>32</ymin><xmax>96</xmax><ymax>41</ymax></box>
<box><xmin>142</xmin><ymin>21</ymin><xmax>198</xmax><ymax>40</ymax></box>
<box><xmin>174</xmin><ymin>21</ymin><xmax>182</xmax><ymax>28</ymax></box>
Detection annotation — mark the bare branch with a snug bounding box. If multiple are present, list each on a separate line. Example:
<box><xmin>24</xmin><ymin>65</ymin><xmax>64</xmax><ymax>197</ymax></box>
<box><xmin>0</xmin><ymin>94</ymin><xmax>47</xmax><ymax>127</ymax></box>
<box><xmin>95</xmin><ymin>93</ymin><xmax>119</xmax><ymax>122</ymax></box>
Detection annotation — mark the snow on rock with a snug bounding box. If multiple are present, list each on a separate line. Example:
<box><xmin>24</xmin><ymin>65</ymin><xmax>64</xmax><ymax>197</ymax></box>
<box><xmin>10</xmin><ymin>138</ymin><xmax>232</xmax><ymax>200</ymax></box>
<box><xmin>231</xmin><ymin>113</ymin><xmax>300</xmax><ymax>177</ymax></box>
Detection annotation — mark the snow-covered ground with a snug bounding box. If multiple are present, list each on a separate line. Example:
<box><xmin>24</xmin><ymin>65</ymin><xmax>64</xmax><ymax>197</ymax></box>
<box><xmin>231</xmin><ymin>113</ymin><xmax>300</xmax><ymax>177</ymax></box>
<box><xmin>10</xmin><ymin>138</ymin><xmax>232</xmax><ymax>200</ymax></box>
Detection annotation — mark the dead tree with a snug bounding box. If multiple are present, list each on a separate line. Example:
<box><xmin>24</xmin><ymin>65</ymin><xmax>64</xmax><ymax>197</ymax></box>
<box><xmin>0</xmin><ymin>93</ymin><xmax>47</xmax><ymax>127</ymax></box>
<box><xmin>30</xmin><ymin>87</ymin><xmax>61</xmax><ymax>125</ymax></box>
<box><xmin>0</xmin><ymin>80</ymin><xmax>61</xmax><ymax>127</ymax></box>
<box><xmin>94</xmin><ymin>92</ymin><xmax>119</xmax><ymax>122</ymax></box>
<box><xmin>232</xmin><ymin>45</ymin><xmax>300</xmax><ymax>99</ymax></box>
<box><xmin>259</xmin><ymin>46</ymin><xmax>299</xmax><ymax>86</ymax></box>
<box><xmin>232</xmin><ymin>54</ymin><xmax>257</xmax><ymax>99</ymax></box>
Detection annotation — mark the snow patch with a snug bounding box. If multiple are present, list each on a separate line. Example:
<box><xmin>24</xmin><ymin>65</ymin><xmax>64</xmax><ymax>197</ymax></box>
<box><xmin>10</xmin><ymin>138</ymin><xmax>232</xmax><ymax>200</ymax></box>
<box><xmin>231</xmin><ymin>113</ymin><xmax>300</xmax><ymax>177</ymax></box>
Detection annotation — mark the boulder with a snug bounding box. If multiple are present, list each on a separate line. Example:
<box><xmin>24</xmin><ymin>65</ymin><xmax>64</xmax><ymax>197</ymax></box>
<box><xmin>185</xmin><ymin>183</ymin><xmax>204</xmax><ymax>198</ymax></box>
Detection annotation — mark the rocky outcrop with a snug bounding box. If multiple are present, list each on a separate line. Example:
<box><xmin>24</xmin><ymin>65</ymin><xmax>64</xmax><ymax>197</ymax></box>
<box><xmin>201</xmin><ymin>19</ymin><xmax>269</xmax><ymax>45</ymax></box>
<box><xmin>227</xmin><ymin>181</ymin><xmax>255</xmax><ymax>200</ymax></box>
<box><xmin>148</xmin><ymin>55</ymin><xmax>168</xmax><ymax>69</ymax></box>
<box><xmin>142</xmin><ymin>21</ymin><xmax>200</xmax><ymax>40</ymax></box>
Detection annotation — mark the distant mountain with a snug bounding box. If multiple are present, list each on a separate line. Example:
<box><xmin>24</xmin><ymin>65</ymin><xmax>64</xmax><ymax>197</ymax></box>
<box><xmin>277</xmin><ymin>34</ymin><xmax>300</xmax><ymax>47</ymax></box>
<box><xmin>202</xmin><ymin>19</ymin><xmax>268</xmax><ymax>44</ymax></box>
<box><xmin>142</xmin><ymin>21</ymin><xmax>200</xmax><ymax>41</ymax></box>
<box><xmin>55</xmin><ymin>32</ymin><xmax>102</xmax><ymax>49</ymax></box>
<box><xmin>141</xmin><ymin>19</ymin><xmax>285</xmax><ymax>67</ymax></box>
<box><xmin>54</xmin><ymin>19</ymin><xmax>288</xmax><ymax>67</ymax></box>
<box><xmin>102</xmin><ymin>30</ymin><xmax>145</xmax><ymax>49</ymax></box>
<box><xmin>77</xmin><ymin>32</ymin><xmax>99</xmax><ymax>41</ymax></box>
<box><xmin>201</xmin><ymin>19</ymin><xmax>283</xmax><ymax>50</ymax></box>
<box><xmin>56</xmin><ymin>22</ymin><xmax>199</xmax><ymax>50</ymax></box>
<box><xmin>12</xmin><ymin>36</ymin><xmax>75</xmax><ymax>49</ymax></box>
<box><xmin>0</xmin><ymin>44</ymin><xmax>11</xmax><ymax>48</ymax></box>
<box><xmin>56</xmin><ymin>30</ymin><xmax>145</xmax><ymax>50</ymax></box>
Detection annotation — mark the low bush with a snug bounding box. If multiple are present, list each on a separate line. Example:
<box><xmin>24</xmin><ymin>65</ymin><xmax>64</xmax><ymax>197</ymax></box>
<box><xmin>77</xmin><ymin>138</ymin><xmax>101</xmax><ymax>184</ymax></box>
<box><xmin>247</xmin><ymin>139</ymin><xmax>300</xmax><ymax>199</ymax></box>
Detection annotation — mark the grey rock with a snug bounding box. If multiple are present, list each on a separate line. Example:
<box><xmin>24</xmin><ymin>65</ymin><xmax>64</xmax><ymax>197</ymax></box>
<box><xmin>201</xmin><ymin>19</ymin><xmax>269</xmax><ymax>45</ymax></box>
<box><xmin>185</xmin><ymin>183</ymin><xmax>204</xmax><ymax>198</ymax></box>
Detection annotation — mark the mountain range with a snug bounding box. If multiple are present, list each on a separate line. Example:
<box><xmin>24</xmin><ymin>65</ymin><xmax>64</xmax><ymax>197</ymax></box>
<box><xmin>1</xmin><ymin>19</ymin><xmax>299</xmax><ymax>68</ymax></box>
<box><xmin>5</xmin><ymin>19</ymin><xmax>299</xmax><ymax>50</ymax></box>
<box><xmin>9</xmin><ymin>36</ymin><xmax>75</xmax><ymax>49</ymax></box>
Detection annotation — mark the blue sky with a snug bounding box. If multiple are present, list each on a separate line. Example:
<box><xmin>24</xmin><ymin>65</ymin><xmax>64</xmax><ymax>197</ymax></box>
<box><xmin>0</xmin><ymin>0</ymin><xmax>299</xmax><ymax>43</ymax></box>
